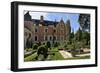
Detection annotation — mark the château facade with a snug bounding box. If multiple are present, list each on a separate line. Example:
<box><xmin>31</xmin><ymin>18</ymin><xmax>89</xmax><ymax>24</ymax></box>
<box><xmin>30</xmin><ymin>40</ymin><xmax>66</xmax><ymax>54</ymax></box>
<box><xmin>24</xmin><ymin>12</ymin><xmax>71</xmax><ymax>48</ymax></box>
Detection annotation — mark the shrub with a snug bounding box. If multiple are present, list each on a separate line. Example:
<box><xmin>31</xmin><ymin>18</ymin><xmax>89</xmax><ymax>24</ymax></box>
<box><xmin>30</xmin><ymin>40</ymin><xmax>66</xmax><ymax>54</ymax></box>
<box><xmin>54</xmin><ymin>42</ymin><xmax>59</xmax><ymax>47</ymax></box>
<box><xmin>64</xmin><ymin>44</ymin><xmax>67</xmax><ymax>48</ymax></box>
<box><xmin>32</xmin><ymin>44</ymin><xmax>38</xmax><ymax>50</ymax></box>
<box><xmin>37</xmin><ymin>42</ymin><xmax>41</xmax><ymax>46</ymax></box>
<box><xmin>43</xmin><ymin>43</ymin><xmax>45</xmax><ymax>45</ymax></box>
<box><xmin>46</xmin><ymin>41</ymin><xmax>51</xmax><ymax>49</ymax></box>
<box><xmin>85</xmin><ymin>45</ymin><xmax>90</xmax><ymax>49</ymax></box>
<box><xmin>37</xmin><ymin>45</ymin><xmax>48</xmax><ymax>59</ymax></box>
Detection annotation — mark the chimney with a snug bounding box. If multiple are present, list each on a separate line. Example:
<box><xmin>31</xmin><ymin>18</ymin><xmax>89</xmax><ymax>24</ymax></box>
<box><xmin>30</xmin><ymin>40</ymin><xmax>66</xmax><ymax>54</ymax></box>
<box><xmin>40</xmin><ymin>16</ymin><xmax>44</xmax><ymax>22</ymax></box>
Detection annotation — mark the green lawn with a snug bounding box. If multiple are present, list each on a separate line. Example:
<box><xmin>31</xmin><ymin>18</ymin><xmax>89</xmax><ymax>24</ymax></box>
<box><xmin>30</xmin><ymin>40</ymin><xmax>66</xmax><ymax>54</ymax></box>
<box><xmin>48</xmin><ymin>47</ymin><xmax>63</xmax><ymax>60</ymax></box>
<box><xmin>49</xmin><ymin>51</ymin><xmax>64</xmax><ymax>60</ymax></box>
<box><xmin>24</xmin><ymin>52</ymin><xmax>37</xmax><ymax>62</ymax></box>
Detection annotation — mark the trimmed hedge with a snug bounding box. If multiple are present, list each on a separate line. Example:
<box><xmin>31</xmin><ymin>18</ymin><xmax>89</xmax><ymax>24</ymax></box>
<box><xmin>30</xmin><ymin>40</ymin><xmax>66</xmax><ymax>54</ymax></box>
<box><xmin>24</xmin><ymin>51</ymin><xmax>36</xmax><ymax>58</ymax></box>
<box><xmin>32</xmin><ymin>44</ymin><xmax>38</xmax><ymax>50</ymax></box>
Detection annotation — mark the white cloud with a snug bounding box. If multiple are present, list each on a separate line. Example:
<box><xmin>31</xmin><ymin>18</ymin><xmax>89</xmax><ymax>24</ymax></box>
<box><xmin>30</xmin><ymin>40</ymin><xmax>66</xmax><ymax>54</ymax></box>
<box><xmin>29</xmin><ymin>11</ymin><xmax>49</xmax><ymax>20</ymax></box>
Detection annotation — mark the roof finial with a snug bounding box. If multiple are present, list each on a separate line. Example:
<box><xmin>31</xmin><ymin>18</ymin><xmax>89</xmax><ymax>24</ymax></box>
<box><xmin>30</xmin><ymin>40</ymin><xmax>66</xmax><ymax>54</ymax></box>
<box><xmin>26</xmin><ymin>11</ymin><xmax>29</xmax><ymax>14</ymax></box>
<box><xmin>61</xmin><ymin>17</ymin><xmax>63</xmax><ymax>20</ymax></box>
<box><xmin>60</xmin><ymin>17</ymin><xmax>64</xmax><ymax>23</ymax></box>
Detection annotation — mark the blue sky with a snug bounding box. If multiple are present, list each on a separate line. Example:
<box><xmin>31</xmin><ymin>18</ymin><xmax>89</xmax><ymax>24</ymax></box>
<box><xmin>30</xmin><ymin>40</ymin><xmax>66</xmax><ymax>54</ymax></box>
<box><xmin>25</xmin><ymin>11</ymin><xmax>80</xmax><ymax>33</ymax></box>
<box><xmin>46</xmin><ymin>12</ymin><xmax>80</xmax><ymax>33</ymax></box>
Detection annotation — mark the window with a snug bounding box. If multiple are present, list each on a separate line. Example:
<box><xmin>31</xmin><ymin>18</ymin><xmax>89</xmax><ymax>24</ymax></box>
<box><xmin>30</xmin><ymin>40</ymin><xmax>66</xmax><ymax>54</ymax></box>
<box><xmin>28</xmin><ymin>33</ymin><xmax>31</xmax><ymax>38</ymax></box>
<box><xmin>45</xmin><ymin>28</ymin><xmax>48</xmax><ymax>32</ymax></box>
<box><xmin>49</xmin><ymin>36</ymin><xmax>52</xmax><ymax>41</ymax></box>
<box><xmin>44</xmin><ymin>36</ymin><xmax>48</xmax><ymax>41</ymax></box>
<box><xmin>53</xmin><ymin>29</ymin><xmax>56</xmax><ymax>33</ymax></box>
<box><xmin>35</xmin><ymin>36</ymin><xmax>38</xmax><ymax>41</ymax></box>
<box><xmin>35</xmin><ymin>28</ymin><xmax>38</xmax><ymax>32</ymax></box>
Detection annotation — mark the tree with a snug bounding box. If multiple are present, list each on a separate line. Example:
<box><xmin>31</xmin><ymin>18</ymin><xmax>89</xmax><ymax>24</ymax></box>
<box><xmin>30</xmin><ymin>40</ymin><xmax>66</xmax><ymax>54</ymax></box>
<box><xmin>78</xmin><ymin>14</ymin><xmax>90</xmax><ymax>32</ymax></box>
<box><xmin>66</xmin><ymin>20</ymin><xmax>71</xmax><ymax>40</ymax></box>
<box><xmin>82</xmin><ymin>31</ymin><xmax>90</xmax><ymax>45</ymax></box>
<box><xmin>69</xmin><ymin>32</ymin><xmax>74</xmax><ymax>42</ymax></box>
<box><xmin>66</xmin><ymin>20</ymin><xmax>71</xmax><ymax>34</ymax></box>
<box><xmin>75</xmin><ymin>28</ymin><xmax>82</xmax><ymax>41</ymax></box>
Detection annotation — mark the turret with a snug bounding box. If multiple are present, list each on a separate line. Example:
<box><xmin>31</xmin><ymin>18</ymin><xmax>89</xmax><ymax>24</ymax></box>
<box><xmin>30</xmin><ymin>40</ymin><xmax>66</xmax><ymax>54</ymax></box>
<box><xmin>60</xmin><ymin>18</ymin><xmax>64</xmax><ymax>24</ymax></box>
<box><xmin>66</xmin><ymin>20</ymin><xmax>71</xmax><ymax>33</ymax></box>
<box><xmin>24</xmin><ymin>11</ymin><xmax>32</xmax><ymax>21</ymax></box>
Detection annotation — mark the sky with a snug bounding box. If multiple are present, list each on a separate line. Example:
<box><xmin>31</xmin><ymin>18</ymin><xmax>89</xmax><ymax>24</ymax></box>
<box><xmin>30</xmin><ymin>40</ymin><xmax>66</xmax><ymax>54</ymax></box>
<box><xmin>24</xmin><ymin>11</ymin><xmax>80</xmax><ymax>33</ymax></box>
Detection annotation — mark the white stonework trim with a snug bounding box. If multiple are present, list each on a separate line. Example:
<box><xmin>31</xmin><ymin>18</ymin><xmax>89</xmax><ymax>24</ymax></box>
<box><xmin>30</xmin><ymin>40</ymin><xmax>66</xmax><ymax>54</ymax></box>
<box><xmin>44</xmin><ymin>35</ymin><xmax>48</xmax><ymax>41</ymax></box>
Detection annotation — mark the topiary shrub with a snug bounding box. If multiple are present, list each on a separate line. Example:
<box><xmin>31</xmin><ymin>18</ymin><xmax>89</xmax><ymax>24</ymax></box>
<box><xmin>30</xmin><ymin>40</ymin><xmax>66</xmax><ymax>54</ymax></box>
<box><xmin>37</xmin><ymin>42</ymin><xmax>41</xmax><ymax>46</ymax></box>
<box><xmin>54</xmin><ymin>42</ymin><xmax>59</xmax><ymax>47</ymax></box>
<box><xmin>43</xmin><ymin>43</ymin><xmax>45</xmax><ymax>45</ymax></box>
<box><xmin>64</xmin><ymin>44</ymin><xmax>67</xmax><ymax>48</ymax></box>
<box><xmin>46</xmin><ymin>41</ymin><xmax>51</xmax><ymax>49</ymax></box>
<box><xmin>32</xmin><ymin>44</ymin><xmax>38</xmax><ymax>50</ymax></box>
<box><xmin>37</xmin><ymin>45</ymin><xmax>48</xmax><ymax>59</ymax></box>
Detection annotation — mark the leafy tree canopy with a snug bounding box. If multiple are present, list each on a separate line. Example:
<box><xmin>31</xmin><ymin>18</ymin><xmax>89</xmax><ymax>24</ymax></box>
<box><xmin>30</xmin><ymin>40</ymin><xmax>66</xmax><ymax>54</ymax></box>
<box><xmin>78</xmin><ymin>14</ymin><xmax>90</xmax><ymax>32</ymax></box>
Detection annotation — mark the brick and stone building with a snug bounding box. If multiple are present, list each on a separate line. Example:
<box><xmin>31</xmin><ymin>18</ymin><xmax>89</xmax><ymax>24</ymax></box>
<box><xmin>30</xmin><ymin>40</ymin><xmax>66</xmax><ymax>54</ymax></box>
<box><xmin>24</xmin><ymin>11</ymin><xmax>71</xmax><ymax>48</ymax></box>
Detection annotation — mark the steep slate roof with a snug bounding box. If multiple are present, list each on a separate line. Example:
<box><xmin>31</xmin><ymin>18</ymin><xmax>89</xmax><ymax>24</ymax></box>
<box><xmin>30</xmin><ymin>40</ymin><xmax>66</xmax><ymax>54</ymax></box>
<box><xmin>24</xmin><ymin>11</ymin><xmax>32</xmax><ymax>21</ymax></box>
<box><xmin>32</xmin><ymin>19</ymin><xmax>59</xmax><ymax>26</ymax></box>
<box><xmin>24</xmin><ymin>11</ymin><xmax>59</xmax><ymax>26</ymax></box>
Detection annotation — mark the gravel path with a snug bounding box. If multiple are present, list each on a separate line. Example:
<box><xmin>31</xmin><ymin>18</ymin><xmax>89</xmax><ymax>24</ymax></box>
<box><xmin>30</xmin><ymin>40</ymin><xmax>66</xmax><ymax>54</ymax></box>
<box><xmin>59</xmin><ymin>50</ymin><xmax>73</xmax><ymax>58</ymax></box>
